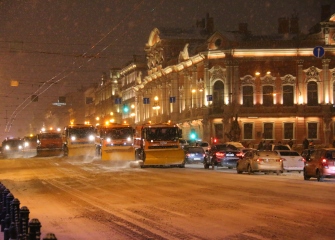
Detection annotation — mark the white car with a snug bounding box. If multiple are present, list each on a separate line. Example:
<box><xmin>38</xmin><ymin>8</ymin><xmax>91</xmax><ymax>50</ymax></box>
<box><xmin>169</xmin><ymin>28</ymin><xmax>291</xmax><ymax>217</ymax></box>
<box><xmin>275</xmin><ymin>150</ymin><xmax>305</xmax><ymax>172</ymax></box>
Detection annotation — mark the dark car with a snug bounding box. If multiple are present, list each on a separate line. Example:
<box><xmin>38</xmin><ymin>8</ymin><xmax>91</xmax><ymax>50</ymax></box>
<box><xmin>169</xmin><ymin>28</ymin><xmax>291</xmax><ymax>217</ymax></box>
<box><xmin>304</xmin><ymin>148</ymin><xmax>335</xmax><ymax>182</ymax></box>
<box><xmin>204</xmin><ymin>142</ymin><xmax>244</xmax><ymax>169</ymax></box>
<box><xmin>184</xmin><ymin>146</ymin><xmax>206</xmax><ymax>164</ymax></box>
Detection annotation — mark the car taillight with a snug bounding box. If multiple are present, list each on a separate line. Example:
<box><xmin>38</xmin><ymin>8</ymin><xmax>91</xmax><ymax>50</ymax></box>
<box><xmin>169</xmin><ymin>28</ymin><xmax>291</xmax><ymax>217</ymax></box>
<box><xmin>300</xmin><ymin>158</ymin><xmax>306</xmax><ymax>162</ymax></box>
<box><xmin>236</xmin><ymin>152</ymin><xmax>243</xmax><ymax>158</ymax></box>
<box><xmin>186</xmin><ymin>153</ymin><xmax>191</xmax><ymax>157</ymax></box>
<box><xmin>256</xmin><ymin>158</ymin><xmax>263</xmax><ymax>162</ymax></box>
<box><xmin>321</xmin><ymin>158</ymin><xmax>329</xmax><ymax>168</ymax></box>
<box><xmin>216</xmin><ymin>152</ymin><xmax>225</xmax><ymax>158</ymax></box>
<box><xmin>276</xmin><ymin>158</ymin><xmax>284</xmax><ymax>162</ymax></box>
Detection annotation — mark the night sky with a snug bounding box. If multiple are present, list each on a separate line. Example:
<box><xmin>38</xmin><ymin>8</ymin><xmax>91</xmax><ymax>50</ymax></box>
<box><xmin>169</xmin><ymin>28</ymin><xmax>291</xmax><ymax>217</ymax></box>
<box><xmin>0</xmin><ymin>0</ymin><xmax>331</xmax><ymax>139</ymax></box>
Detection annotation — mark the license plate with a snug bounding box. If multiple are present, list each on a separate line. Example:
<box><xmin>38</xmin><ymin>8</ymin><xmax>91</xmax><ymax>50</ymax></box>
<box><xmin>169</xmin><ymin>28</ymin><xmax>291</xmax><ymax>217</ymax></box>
<box><xmin>194</xmin><ymin>158</ymin><xmax>200</xmax><ymax>160</ymax></box>
<box><xmin>226</xmin><ymin>154</ymin><xmax>234</xmax><ymax>156</ymax></box>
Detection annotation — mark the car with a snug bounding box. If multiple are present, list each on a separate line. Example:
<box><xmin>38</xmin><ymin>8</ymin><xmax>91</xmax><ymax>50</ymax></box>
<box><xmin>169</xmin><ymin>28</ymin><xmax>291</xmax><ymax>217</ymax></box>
<box><xmin>301</xmin><ymin>149</ymin><xmax>315</xmax><ymax>162</ymax></box>
<box><xmin>195</xmin><ymin>141</ymin><xmax>210</xmax><ymax>152</ymax></box>
<box><xmin>241</xmin><ymin>148</ymin><xmax>256</xmax><ymax>157</ymax></box>
<box><xmin>204</xmin><ymin>142</ymin><xmax>244</xmax><ymax>169</ymax></box>
<box><xmin>179</xmin><ymin>139</ymin><xmax>189</xmax><ymax>149</ymax></box>
<box><xmin>236</xmin><ymin>150</ymin><xmax>283</xmax><ymax>175</ymax></box>
<box><xmin>275</xmin><ymin>150</ymin><xmax>305</xmax><ymax>173</ymax></box>
<box><xmin>2</xmin><ymin>138</ymin><xmax>24</xmax><ymax>158</ymax></box>
<box><xmin>303</xmin><ymin>148</ymin><xmax>335</xmax><ymax>182</ymax></box>
<box><xmin>184</xmin><ymin>146</ymin><xmax>206</xmax><ymax>164</ymax></box>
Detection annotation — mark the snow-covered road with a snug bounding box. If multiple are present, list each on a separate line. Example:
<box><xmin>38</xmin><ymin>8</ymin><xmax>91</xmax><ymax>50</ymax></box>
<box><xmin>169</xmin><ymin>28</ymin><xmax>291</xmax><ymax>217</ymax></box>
<box><xmin>0</xmin><ymin>156</ymin><xmax>334</xmax><ymax>240</ymax></box>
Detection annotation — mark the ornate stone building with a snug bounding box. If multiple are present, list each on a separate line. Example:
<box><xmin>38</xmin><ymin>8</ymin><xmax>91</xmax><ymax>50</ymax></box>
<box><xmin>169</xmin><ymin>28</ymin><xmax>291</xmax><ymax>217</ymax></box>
<box><xmin>90</xmin><ymin>12</ymin><xmax>335</xmax><ymax>148</ymax></box>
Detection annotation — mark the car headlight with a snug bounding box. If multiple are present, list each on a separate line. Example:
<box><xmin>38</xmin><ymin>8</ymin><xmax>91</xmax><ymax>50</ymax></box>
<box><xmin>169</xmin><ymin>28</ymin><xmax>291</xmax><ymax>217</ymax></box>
<box><xmin>106</xmin><ymin>138</ymin><xmax>111</xmax><ymax>143</ymax></box>
<box><xmin>5</xmin><ymin>145</ymin><xmax>10</xmax><ymax>150</ymax></box>
<box><xmin>24</xmin><ymin>142</ymin><xmax>29</xmax><ymax>147</ymax></box>
<box><xmin>18</xmin><ymin>145</ymin><xmax>23</xmax><ymax>150</ymax></box>
<box><xmin>127</xmin><ymin>137</ymin><xmax>131</xmax><ymax>142</ymax></box>
<box><xmin>71</xmin><ymin>136</ymin><xmax>76</xmax><ymax>141</ymax></box>
<box><xmin>88</xmin><ymin>135</ymin><xmax>95</xmax><ymax>141</ymax></box>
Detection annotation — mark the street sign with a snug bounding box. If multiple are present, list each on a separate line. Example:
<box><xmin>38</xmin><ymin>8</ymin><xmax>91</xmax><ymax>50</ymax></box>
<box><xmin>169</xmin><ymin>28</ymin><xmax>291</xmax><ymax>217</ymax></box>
<box><xmin>313</xmin><ymin>46</ymin><xmax>325</xmax><ymax>58</ymax></box>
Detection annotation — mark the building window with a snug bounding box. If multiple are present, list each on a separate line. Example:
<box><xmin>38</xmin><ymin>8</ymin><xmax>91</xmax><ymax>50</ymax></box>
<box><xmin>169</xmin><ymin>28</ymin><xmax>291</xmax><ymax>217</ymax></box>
<box><xmin>307</xmin><ymin>81</ymin><xmax>318</xmax><ymax>106</ymax></box>
<box><xmin>213</xmin><ymin>81</ymin><xmax>224</xmax><ymax>110</ymax></box>
<box><xmin>263</xmin><ymin>122</ymin><xmax>273</xmax><ymax>139</ymax></box>
<box><xmin>283</xmin><ymin>85</ymin><xmax>294</xmax><ymax>106</ymax></box>
<box><xmin>243</xmin><ymin>123</ymin><xmax>253</xmax><ymax>139</ymax></box>
<box><xmin>307</xmin><ymin>122</ymin><xmax>318</xmax><ymax>139</ymax></box>
<box><xmin>283</xmin><ymin>122</ymin><xmax>294</xmax><ymax>139</ymax></box>
<box><xmin>263</xmin><ymin>85</ymin><xmax>274</xmax><ymax>106</ymax></box>
<box><xmin>214</xmin><ymin>124</ymin><xmax>223</xmax><ymax>139</ymax></box>
<box><xmin>242</xmin><ymin>86</ymin><xmax>253</xmax><ymax>107</ymax></box>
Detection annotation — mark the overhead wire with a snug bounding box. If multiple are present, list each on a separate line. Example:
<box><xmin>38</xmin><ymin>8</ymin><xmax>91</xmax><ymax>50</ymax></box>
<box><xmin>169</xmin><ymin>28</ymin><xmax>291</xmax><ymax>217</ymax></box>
<box><xmin>5</xmin><ymin>0</ymin><xmax>166</xmax><ymax>133</ymax></box>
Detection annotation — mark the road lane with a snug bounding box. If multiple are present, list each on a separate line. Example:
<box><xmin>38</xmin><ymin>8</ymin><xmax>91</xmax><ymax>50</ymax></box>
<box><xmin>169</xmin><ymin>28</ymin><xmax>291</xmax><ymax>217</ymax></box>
<box><xmin>0</xmin><ymin>157</ymin><xmax>334</xmax><ymax>240</ymax></box>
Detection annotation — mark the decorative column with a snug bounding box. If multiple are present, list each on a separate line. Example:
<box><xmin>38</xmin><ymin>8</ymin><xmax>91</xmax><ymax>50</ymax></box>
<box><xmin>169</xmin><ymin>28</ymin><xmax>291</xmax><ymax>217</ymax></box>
<box><xmin>297</xmin><ymin>60</ymin><xmax>304</xmax><ymax>104</ymax></box>
<box><xmin>322</xmin><ymin>59</ymin><xmax>331</xmax><ymax>103</ymax></box>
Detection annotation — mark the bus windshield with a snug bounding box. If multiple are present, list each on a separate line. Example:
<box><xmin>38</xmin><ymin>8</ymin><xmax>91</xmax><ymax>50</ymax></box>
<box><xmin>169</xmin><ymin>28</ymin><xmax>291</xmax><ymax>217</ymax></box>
<box><xmin>145</xmin><ymin>127</ymin><xmax>179</xmax><ymax>141</ymax></box>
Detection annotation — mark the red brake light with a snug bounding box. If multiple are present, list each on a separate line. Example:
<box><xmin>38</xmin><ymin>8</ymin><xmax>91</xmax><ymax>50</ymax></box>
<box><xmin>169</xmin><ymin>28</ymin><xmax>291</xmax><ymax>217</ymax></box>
<box><xmin>236</xmin><ymin>152</ymin><xmax>243</xmax><ymax>158</ymax></box>
<box><xmin>321</xmin><ymin>158</ymin><xmax>328</xmax><ymax>167</ymax></box>
<box><xmin>216</xmin><ymin>152</ymin><xmax>225</xmax><ymax>158</ymax></box>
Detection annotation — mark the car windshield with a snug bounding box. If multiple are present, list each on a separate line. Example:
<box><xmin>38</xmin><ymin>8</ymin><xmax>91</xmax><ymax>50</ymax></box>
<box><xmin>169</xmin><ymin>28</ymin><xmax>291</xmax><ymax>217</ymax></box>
<box><xmin>256</xmin><ymin>151</ymin><xmax>278</xmax><ymax>157</ymax></box>
<box><xmin>273</xmin><ymin>145</ymin><xmax>290</xmax><ymax>150</ymax></box>
<box><xmin>187</xmin><ymin>147</ymin><xmax>204</xmax><ymax>153</ymax></box>
<box><xmin>278</xmin><ymin>151</ymin><xmax>300</xmax><ymax>156</ymax></box>
<box><xmin>199</xmin><ymin>143</ymin><xmax>208</xmax><ymax>147</ymax></box>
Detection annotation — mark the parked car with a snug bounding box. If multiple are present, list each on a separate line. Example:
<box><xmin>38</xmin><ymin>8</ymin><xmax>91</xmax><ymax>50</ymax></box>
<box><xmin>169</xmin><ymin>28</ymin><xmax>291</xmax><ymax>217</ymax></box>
<box><xmin>184</xmin><ymin>146</ymin><xmax>206</xmax><ymax>164</ymax></box>
<box><xmin>204</xmin><ymin>142</ymin><xmax>244</xmax><ymax>169</ymax></box>
<box><xmin>236</xmin><ymin>150</ymin><xmax>283</xmax><ymax>175</ymax></box>
<box><xmin>275</xmin><ymin>150</ymin><xmax>305</xmax><ymax>173</ymax></box>
<box><xmin>304</xmin><ymin>148</ymin><xmax>335</xmax><ymax>182</ymax></box>
<box><xmin>301</xmin><ymin>149</ymin><xmax>315</xmax><ymax>162</ymax></box>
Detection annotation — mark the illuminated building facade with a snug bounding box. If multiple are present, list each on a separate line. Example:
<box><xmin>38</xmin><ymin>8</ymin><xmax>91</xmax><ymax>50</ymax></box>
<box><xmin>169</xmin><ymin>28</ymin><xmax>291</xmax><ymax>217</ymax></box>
<box><xmin>132</xmin><ymin>12</ymin><xmax>335</xmax><ymax>147</ymax></box>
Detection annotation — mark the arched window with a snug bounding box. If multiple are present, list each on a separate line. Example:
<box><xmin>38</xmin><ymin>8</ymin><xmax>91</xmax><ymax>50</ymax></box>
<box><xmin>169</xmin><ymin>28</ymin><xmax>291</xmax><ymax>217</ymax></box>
<box><xmin>283</xmin><ymin>85</ymin><xmax>294</xmax><ymax>106</ymax></box>
<box><xmin>307</xmin><ymin>81</ymin><xmax>318</xmax><ymax>106</ymax></box>
<box><xmin>263</xmin><ymin>85</ymin><xmax>274</xmax><ymax>106</ymax></box>
<box><xmin>242</xmin><ymin>86</ymin><xmax>253</xmax><ymax>107</ymax></box>
<box><xmin>213</xmin><ymin>81</ymin><xmax>224</xmax><ymax>108</ymax></box>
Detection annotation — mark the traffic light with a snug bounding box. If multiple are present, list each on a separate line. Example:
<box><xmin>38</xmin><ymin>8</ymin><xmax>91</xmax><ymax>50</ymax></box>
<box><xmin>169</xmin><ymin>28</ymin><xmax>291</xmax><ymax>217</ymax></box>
<box><xmin>189</xmin><ymin>129</ymin><xmax>197</xmax><ymax>140</ymax></box>
<box><xmin>123</xmin><ymin>104</ymin><xmax>129</xmax><ymax>113</ymax></box>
